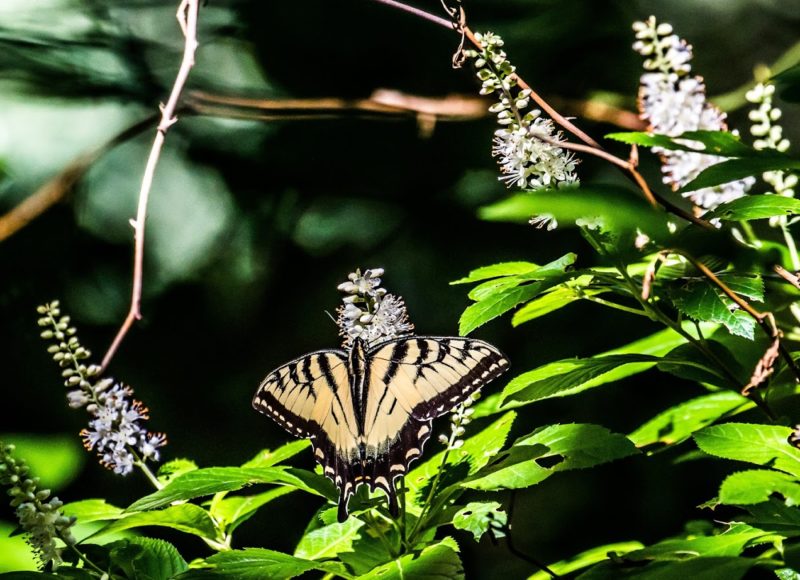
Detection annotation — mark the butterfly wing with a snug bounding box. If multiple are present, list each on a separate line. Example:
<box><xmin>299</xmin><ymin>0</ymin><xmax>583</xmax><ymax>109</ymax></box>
<box><xmin>357</xmin><ymin>336</ymin><xmax>509</xmax><ymax>511</ymax></box>
<box><xmin>253</xmin><ymin>349</ymin><xmax>363</xmax><ymax>517</ymax></box>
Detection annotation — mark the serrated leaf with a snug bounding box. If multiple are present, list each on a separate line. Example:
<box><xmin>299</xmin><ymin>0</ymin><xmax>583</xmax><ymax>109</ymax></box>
<box><xmin>241</xmin><ymin>441</ymin><xmax>311</xmax><ymax>468</ymax></box>
<box><xmin>500</xmin><ymin>354</ymin><xmax>661</xmax><ymax>406</ymax></box>
<box><xmin>108</xmin><ymin>537</ymin><xmax>188</xmax><ymax>580</ymax></box>
<box><xmin>92</xmin><ymin>504</ymin><xmax>219</xmax><ymax>541</ymax></box>
<box><xmin>62</xmin><ymin>499</ymin><xmax>124</xmax><ymax>523</ymax></box>
<box><xmin>527</xmin><ymin>542</ymin><xmax>644</xmax><ymax>580</ymax></box>
<box><xmin>670</xmin><ymin>279</ymin><xmax>755</xmax><ymax>339</ymax></box>
<box><xmin>463</xmin><ymin>424</ymin><xmax>637</xmax><ymax>491</ymax></box>
<box><xmin>157</xmin><ymin>459</ymin><xmax>199</xmax><ymax>485</ymax></box>
<box><xmin>174</xmin><ymin>548</ymin><xmax>342</xmax><ymax>580</ymax></box>
<box><xmin>511</xmin><ymin>276</ymin><xmax>597</xmax><ymax>325</ymax></box>
<box><xmin>705</xmin><ymin>196</ymin><xmax>800</xmax><ymax>221</ymax></box>
<box><xmin>451</xmin><ymin>262</ymin><xmax>540</xmax><ymax>284</ymax></box>
<box><xmin>742</xmin><ymin>498</ymin><xmax>800</xmax><ymax>536</ymax></box>
<box><xmin>356</xmin><ymin>540</ymin><xmax>463</xmax><ymax>580</ymax></box>
<box><xmin>211</xmin><ymin>487</ymin><xmax>295</xmax><ymax>531</ymax></box>
<box><xmin>452</xmin><ymin>501</ymin><xmax>507</xmax><ymax>542</ymax></box>
<box><xmin>694</xmin><ymin>423</ymin><xmax>800</xmax><ymax>478</ymax></box>
<box><xmin>294</xmin><ymin>518</ymin><xmax>364</xmax><ymax>561</ymax></box>
<box><xmin>606</xmin><ymin>130</ymin><xmax>755</xmax><ymax>157</ymax></box>
<box><xmin>458</xmin><ymin>254</ymin><xmax>576</xmax><ymax>334</ymax></box>
<box><xmin>776</xmin><ymin>568</ymin><xmax>800</xmax><ymax>580</ymax></box>
<box><xmin>128</xmin><ymin>467</ymin><xmax>336</xmax><ymax>512</ymax></box>
<box><xmin>619</xmin><ymin>528</ymin><xmax>771</xmax><ymax>560</ymax></box>
<box><xmin>682</xmin><ymin>158</ymin><xmax>800</xmax><ymax>193</ymax></box>
<box><xmin>719</xmin><ymin>469</ymin><xmax>800</xmax><ymax>506</ymax></box>
<box><xmin>406</xmin><ymin>412</ymin><xmax>516</xmax><ymax>506</ymax></box>
<box><xmin>630</xmin><ymin>391</ymin><xmax>752</xmax><ymax>449</ymax></box>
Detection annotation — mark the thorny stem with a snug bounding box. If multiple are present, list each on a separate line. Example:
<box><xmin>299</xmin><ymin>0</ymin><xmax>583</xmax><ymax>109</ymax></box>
<box><xmin>101</xmin><ymin>0</ymin><xmax>200</xmax><ymax>373</ymax></box>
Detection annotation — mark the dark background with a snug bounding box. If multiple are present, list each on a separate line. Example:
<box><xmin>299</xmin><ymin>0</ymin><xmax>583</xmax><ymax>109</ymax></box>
<box><xmin>1</xmin><ymin>0</ymin><xmax>799</xmax><ymax>576</ymax></box>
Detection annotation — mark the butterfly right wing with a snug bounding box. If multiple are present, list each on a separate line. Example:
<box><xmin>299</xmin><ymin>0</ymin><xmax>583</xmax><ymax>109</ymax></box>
<box><xmin>252</xmin><ymin>350</ymin><xmax>361</xmax><ymax>500</ymax></box>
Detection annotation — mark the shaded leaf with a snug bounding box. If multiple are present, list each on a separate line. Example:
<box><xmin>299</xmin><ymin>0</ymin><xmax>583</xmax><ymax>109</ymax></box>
<box><xmin>719</xmin><ymin>469</ymin><xmax>800</xmax><ymax>506</ymax></box>
<box><xmin>606</xmin><ymin>130</ymin><xmax>755</xmax><ymax>157</ymax></box>
<box><xmin>682</xmin><ymin>158</ymin><xmax>800</xmax><ymax>193</ymax></box>
<box><xmin>174</xmin><ymin>548</ymin><xmax>341</xmax><ymax>580</ymax></box>
<box><xmin>630</xmin><ymin>392</ymin><xmax>752</xmax><ymax>449</ymax></box>
<box><xmin>463</xmin><ymin>424</ymin><xmax>637</xmax><ymax>490</ymax></box>
<box><xmin>669</xmin><ymin>279</ymin><xmax>755</xmax><ymax>339</ymax></box>
<box><xmin>109</xmin><ymin>537</ymin><xmax>188</xmax><ymax>580</ymax></box>
<box><xmin>694</xmin><ymin>423</ymin><xmax>800</xmax><ymax>478</ymax></box>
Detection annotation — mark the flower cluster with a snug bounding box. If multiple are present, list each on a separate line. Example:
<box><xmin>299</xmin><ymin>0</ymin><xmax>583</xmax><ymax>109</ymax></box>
<box><xmin>0</xmin><ymin>442</ymin><xmax>76</xmax><ymax>569</ymax></box>
<box><xmin>633</xmin><ymin>16</ymin><xmax>754</xmax><ymax>210</ymax></box>
<box><xmin>746</xmin><ymin>82</ymin><xmax>797</xmax><ymax>226</ymax></box>
<box><xmin>437</xmin><ymin>390</ymin><xmax>480</xmax><ymax>450</ymax></box>
<box><xmin>37</xmin><ymin>301</ymin><xmax>166</xmax><ymax>476</ymax></box>
<box><xmin>467</xmin><ymin>31</ymin><xmax>579</xmax><ymax>193</ymax></box>
<box><xmin>336</xmin><ymin>268</ymin><xmax>414</xmax><ymax>348</ymax></box>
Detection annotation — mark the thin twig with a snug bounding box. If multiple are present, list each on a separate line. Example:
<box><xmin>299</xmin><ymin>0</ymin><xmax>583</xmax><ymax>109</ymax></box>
<box><xmin>775</xmin><ymin>264</ymin><xmax>800</xmax><ymax>290</ymax></box>
<box><xmin>101</xmin><ymin>0</ymin><xmax>200</xmax><ymax>373</ymax></box>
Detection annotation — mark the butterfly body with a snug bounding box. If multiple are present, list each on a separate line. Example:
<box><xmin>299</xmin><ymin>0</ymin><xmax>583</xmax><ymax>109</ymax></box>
<box><xmin>253</xmin><ymin>335</ymin><xmax>509</xmax><ymax>521</ymax></box>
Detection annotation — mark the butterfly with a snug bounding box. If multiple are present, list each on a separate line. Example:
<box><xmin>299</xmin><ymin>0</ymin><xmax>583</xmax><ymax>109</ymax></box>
<box><xmin>252</xmin><ymin>335</ymin><xmax>509</xmax><ymax>521</ymax></box>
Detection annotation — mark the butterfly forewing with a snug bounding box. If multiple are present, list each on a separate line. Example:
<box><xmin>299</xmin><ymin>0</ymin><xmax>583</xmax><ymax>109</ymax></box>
<box><xmin>253</xmin><ymin>335</ymin><xmax>509</xmax><ymax>521</ymax></box>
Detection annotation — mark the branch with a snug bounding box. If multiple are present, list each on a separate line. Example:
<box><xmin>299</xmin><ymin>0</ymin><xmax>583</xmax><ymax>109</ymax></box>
<box><xmin>101</xmin><ymin>0</ymin><xmax>200</xmax><ymax>373</ymax></box>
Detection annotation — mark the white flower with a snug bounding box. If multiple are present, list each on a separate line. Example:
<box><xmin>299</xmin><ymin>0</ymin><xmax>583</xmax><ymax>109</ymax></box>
<box><xmin>336</xmin><ymin>268</ymin><xmax>414</xmax><ymax>348</ymax></box>
<box><xmin>81</xmin><ymin>384</ymin><xmax>166</xmax><ymax>476</ymax></box>
<box><xmin>633</xmin><ymin>16</ymin><xmax>753</xmax><ymax>211</ymax></box>
<box><xmin>529</xmin><ymin>214</ymin><xmax>558</xmax><ymax>231</ymax></box>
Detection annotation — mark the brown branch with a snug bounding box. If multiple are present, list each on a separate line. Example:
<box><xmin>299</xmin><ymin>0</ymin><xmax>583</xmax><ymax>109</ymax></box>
<box><xmin>0</xmin><ymin>115</ymin><xmax>158</xmax><ymax>243</ymax></box>
<box><xmin>101</xmin><ymin>0</ymin><xmax>200</xmax><ymax>373</ymax></box>
<box><xmin>774</xmin><ymin>264</ymin><xmax>800</xmax><ymax>290</ymax></box>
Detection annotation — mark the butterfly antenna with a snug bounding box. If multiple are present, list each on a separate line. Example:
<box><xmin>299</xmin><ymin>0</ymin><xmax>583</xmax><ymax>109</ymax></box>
<box><xmin>324</xmin><ymin>310</ymin><xmax>338</xmax><ymax>326</ymax></box>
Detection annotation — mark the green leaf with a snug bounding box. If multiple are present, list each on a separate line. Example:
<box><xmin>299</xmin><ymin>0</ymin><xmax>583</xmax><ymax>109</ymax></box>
<box><xmin>241</xmin><ymin>441</ymin><xmax>311</xmax><ymax>468</ymax></box>
<box><xmin>92</xmin><ymin>504</ymin><xmax>219</xmax><ymax>541</ymax></box>
<box><xmin>742</xmin><ymin>498</ymin><xmax>800</xmax><ymax>536</ymax></box>
<box><xmin>500</xmin><ymin>354</ymin><xmax>661</xmax><ymax>407</ymax></box>
<box><xmin>579</xmin><ymin>556</ymin><xmax>759</xmax><ymax>579</ymax></box>
<box><xmin>527</xmin><ymin>542</ymin><xmax>645</xmax><ymax>580</ymax></box>
<box><xmin>619</xmin><ymin>527</ymin><xmax>771</xmax><ymax>560</ymax></box>
<box><xmin>211</xmin><ymin>487</ymin><xmax>295</xmax><ymax>531</ymax></box>
<box><xmin>719</xmin><ymin>469</ymin><xmax>800</xmax><ymax>506</ymax></box>
<box><xmin>682</xmin><ymin>158</ymin><xmax>800</xmax><ymax>193</ymax></box>
<box><xmin>463</xmin><ymin>424</ymin><xmax>638</xmax><ymax>490</ymax></box>
<box><xmin>452</xmin><ymin>501</ymin><xmax>507</xmax><ymax>542</ymax></box>
<box><xmin>694</xmin><ymin>423</ymin><xmax>800</xmax><ymax>477</ymax></box>
<box><xmin>356</xmin><ymin>540</ymin><xmax>463</xmax><ymax>580</ymax></box>
<box><xmin>174</xmin><ymin>548</ymin><xmax>338</xmax><ymax>580</ymax></box>
<box><xmin>458</xmin><ymin>254</ymin><xmax>576</xmax><ymax>334</ymax></box>
<box><xmin>606</xmin><ymin>130</ymin><xmax>755</xmax><ymax>157</ymax></box>
<box><xmin>157</xmin><ymin>459</ymin><xmax>199</xmax><ymax>484</ymax></box>
<box><xmin>629</xmin><ymin>392</ymin><xmax>752</xmax><ymax>449</ymax></box>
<box><xmin>62</xmin><ymin>499</ymin><xmax>124</xmax><ymax>523</ymax></box>
<box><xmin>127</xmin><ymin>467</ymin><xmax>336</xmax><ymax>512</ymax></box>
<box><xmin>451</xmin><ymin>262</ymin><xmax>541</xmax><ymax>284</ymax></box>
<box><xmin>294</xmin><ymin>518</ymin><xmax>364</xmax><ymax>561</ymax></box>
<box><xmin>776</xmin><ymin>569</ymin><xmax>800</xmax><ymax>580</ymax></box>
<box><xmin>406</xmin><ymin>412</ymin><xmax>516</xmax><ymax>505</ymax></box>
<box><xmin>670</xmin><ymin>279</ymin><xmax>756</xmax><ymax>340</ymax></box>
<box><xmin>775</xmin><ymin>63</ymin><xmax>800</xmax><ymax>102</ymax></box>
<box><xmin>108</xmin><ymin>537</ymin><xmax>188</xmax><ymax>580</ymax></box>
<box><xmin>478</xmin><ymin>185</ymin><xmax>670</xmax><ymax>236</ymax></box>
<box><xmin>511</xmin><ymin>276</ymin><xmax>597</xmax><ymax>326</ymax></box>
<box><xmin>705</xmin><ymin>196</ymin><xmax>800</xmax><ymax>221</ymax></box>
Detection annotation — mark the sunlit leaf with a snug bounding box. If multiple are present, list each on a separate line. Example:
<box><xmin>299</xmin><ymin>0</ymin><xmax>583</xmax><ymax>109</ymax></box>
<box><xmin>211</xmin><ymin>488</ymin><xmax>295</xmax><ymax>532</ymax></box>
<box><xmin>511</xmin><ymin>276</ymin><xmax>597</xmax><ymax>325</ymax></box>
<box><xmin>694</xmin><ymin>423</ymin><xmax>800</xmax><ymax>478</ymax></box>
<box><xmin>605</xmin><ymin>130</ymin><xmax>755</xmax><ymax>157</ymax></box>
<box><xmin>669</xmin><ymin>279</ymin><xmax>755</xmax><ymax>339</ymax></box>
<box><xmin>463</xmin><ymin>423</ymin><xmax>637</xmax><ymax>490</ymax></box>
<box><xmin>127</xmin><ymin>467</ymin><xmax>336</xmax><ymax>512</ymax></box>
<box><xmin>452</xmin><ymin>501</ymin><xmax>507</xmax><ymax>542</ymax></box>
<box><xmin>580</xmin><ymin>556</ymin><xmax>760</xmax><ymax>579</ymax></box>
<box><xmin>719</xmin><ymin>469</ymin><xmax>800</xmax><ymax>506</ymax></box>
<box><xmin>62</xmin><ymin>499</ymin><xmax>124</xmax><ymax>524</ymax></box>
<box><xmin>682</xmin><ymin>159</ymin><xmax>800</xmax><ymax>193</ymax></box>
<box><xmin>108</xmin><ymin>537</ymin><xmax>188</xmax><ymax>580</ymax></box>
<box><xmin>705</xmin><ymin>196</ymin><xmax>800</xmax><ymax>221</ymax></box>
<box><xmin>241</xmin><ymin>441</ymin><xmax>311</xmax><ymax>468</ymax></box>
<box><xmin>451</xmin><ymin>262</ymin><xmax>541</xmax><ymax>284</ymax></box>
<box><xmin>356</xmin><ymin>539</ymin><xmax>463</xmax><ymax>580</ymax></box>
<box><xmin>630</xmin><ymin>392</ymin><xmax>752</xmax><ymax>449</ymax></box>
<box><xmin>294</xmin><ymin>518</ymin><xmax>364</xmax><ymax>561</ymax></box>
<box><xmin>174</xmin><ymin>548</ymin><xmax>343</xmax><ymax>580</ymax></box>
<box><xmin>92</xmin><ymin>504</ymin><xmax>219</xmax><ymax>541</ymax></box>
<box><xmin>527</xmin><ymin>542</ymin><xmax>644</xmax><ymax>580</ymax></box>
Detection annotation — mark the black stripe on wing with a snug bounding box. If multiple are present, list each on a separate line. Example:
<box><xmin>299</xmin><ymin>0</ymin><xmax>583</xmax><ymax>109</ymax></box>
<box><xmin>368</xmin><ymin>336</ymin><xmax>510</xmax><ymax>422</ymax></box>
<box><xmin>252</xmin><ymin>349</ymin><xmax>347</xmax><ymax>439</ymax></box>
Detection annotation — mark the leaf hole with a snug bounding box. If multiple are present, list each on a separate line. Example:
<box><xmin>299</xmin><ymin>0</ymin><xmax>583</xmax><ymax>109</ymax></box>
<box><xmin>535</xmin><ymin>454</ymin><xmax>564</xmax><ymax>469</ymax></box>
